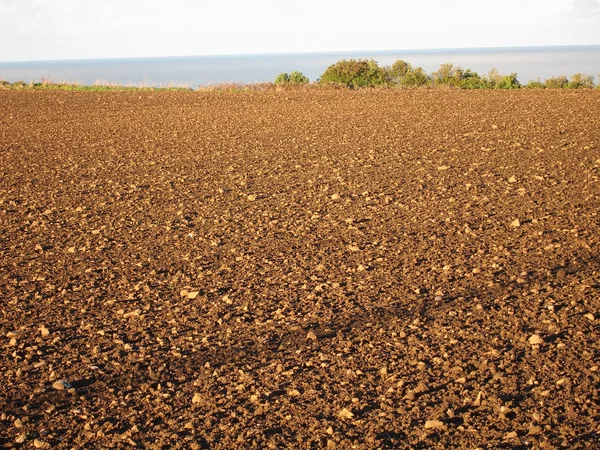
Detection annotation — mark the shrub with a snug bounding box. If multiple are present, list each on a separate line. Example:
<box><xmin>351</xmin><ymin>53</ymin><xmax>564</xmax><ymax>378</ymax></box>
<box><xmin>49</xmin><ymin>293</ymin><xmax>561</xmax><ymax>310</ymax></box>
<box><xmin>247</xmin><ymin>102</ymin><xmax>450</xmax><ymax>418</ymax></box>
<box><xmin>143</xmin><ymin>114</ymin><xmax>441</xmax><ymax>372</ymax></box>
<box><xmin>386</xmin><ymin>60</ymin><xmax>430</xmax><ymax>87</ymax></box>
<box><xmin>496</xmin><ymin>73</ymin><xmax>521</xmax><ymax>89</ymax></box>
<box><xmin>274</xmin><ymin>73</ymin><xmax>290</xmax><ymax>85</ymax></box>
<box><xmin>432</xmin><ymin>64</ymin><xmax>512</xmax><ymax>89</ymax></box>
<box><xmin>289</xmin><ymin>71</ymin><xmax>309</xmax><ymax>84</ymax></box>
<box><xmin>526</xmin><ymin>80</ymin><xmax>545</xmax><ymax>89</ymax></box>
<box><xmin>319</xmin><ymin>59</ymin><xmax>388</xmax><ymax>88</ymax></box>
<box><xmin>485</xmin><ymin>68</ymin><xmax>521</xmax><ymax>89</ymax></box>
<box><xmin>388</xmin><ymin>60</ymin><xmax>412</xmax><ymax>80</ymax></box>
<box><xmin>545</xmin><ymin>75</ymin><xmax>568</xmax><ymax>89</ymax></box>
<box><xmin>432</xmin><ymin>63</ymin><xmax>463</xmax><ymax>86</ymax></box>
<box><xmin>401</xmin><ymin>67</ymin><xmax>430</xmax><ymax>87</ymax></box>
<box><xmin>275</xmin><ymin>71</ymin><xmax>309</xmax><ymax>85</ymax></box>
<box><xmin>566</xmin><ymin>73</ymin><xmax>595</xmax><ymax>89</ymax></box>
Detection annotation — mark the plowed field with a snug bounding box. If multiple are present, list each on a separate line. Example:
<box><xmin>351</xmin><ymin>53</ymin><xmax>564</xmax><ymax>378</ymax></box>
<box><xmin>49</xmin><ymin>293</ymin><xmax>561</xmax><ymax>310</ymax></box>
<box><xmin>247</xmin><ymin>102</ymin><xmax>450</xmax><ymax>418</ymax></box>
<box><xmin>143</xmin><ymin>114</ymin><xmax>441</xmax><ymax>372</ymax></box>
<box><xmin>1</xmin><ymin>90</ymin><xmax>600</xmax><ymax>449</ymax></box>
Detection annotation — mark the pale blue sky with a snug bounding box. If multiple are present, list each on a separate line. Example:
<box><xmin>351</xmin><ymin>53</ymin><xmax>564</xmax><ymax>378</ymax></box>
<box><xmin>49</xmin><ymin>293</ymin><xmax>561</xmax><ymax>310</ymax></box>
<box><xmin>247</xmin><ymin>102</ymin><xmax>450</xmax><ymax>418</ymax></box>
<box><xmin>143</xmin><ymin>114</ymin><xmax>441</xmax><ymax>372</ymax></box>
<box><xmin>0</xmin><ymin>0</ymin><xmax>599</xmax><ymax>62</ymax></box>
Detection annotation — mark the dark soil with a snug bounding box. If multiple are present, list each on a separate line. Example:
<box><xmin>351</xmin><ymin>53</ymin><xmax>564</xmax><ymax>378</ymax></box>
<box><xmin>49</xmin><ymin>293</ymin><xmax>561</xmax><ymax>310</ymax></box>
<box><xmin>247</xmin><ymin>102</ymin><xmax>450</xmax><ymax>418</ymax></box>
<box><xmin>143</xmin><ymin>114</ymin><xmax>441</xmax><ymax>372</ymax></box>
<box><xmin>1</xmin><ymin>89</ymin><xmax>599</xmax><ymax>449</ymax></box>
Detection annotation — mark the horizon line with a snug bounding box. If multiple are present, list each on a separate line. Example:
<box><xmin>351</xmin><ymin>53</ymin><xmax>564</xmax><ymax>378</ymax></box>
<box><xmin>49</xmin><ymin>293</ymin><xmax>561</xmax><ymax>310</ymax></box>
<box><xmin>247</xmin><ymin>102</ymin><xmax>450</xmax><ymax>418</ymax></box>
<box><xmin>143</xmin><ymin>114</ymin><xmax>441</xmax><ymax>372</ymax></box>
<box><xmin>1</xmin><ymin>44</ymin><xmax>599</xmax><ymax>65</ymax></box>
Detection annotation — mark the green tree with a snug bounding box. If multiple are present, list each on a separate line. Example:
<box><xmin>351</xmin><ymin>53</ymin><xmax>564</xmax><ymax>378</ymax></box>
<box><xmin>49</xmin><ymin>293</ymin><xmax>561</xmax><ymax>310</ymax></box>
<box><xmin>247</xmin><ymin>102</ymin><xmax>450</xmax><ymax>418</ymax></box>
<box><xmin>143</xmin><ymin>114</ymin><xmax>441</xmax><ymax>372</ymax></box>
<box><xmin>288</xmin><ymin>71</ymin><xmax>309</xmax><ymax>85</ymax></box>
<box><xmin>545</xmin><ymin>75</ymin><xmax>569</xmax><ymax>89</ymax></box>
<box><xmin>385</xmin><ymin>59</ymin><xmax>430</xmax><ymax>87</ymax></box>
<box><xmin>319</xmin><ymin>59</ymin><xmax>388</xmax><ymax>88</ymax></box>
<box><xmin>402</xmin><ymin>67</ymin><xmax>430</xmax><ymax>86</ymax></box>
<box><xmin>566</xmin><ymin>73</ymin><xmax>594</xmax><ymax>89</ymax></box>
<box><xmin>388</xmin><ymin>60</ymin><xmax>412</xmax><ymax>80</ymax></box>
<box><xmin>274</xmin><ymin>73</ymin><xmax>290</xmax><ymax>85</ymax></box>
<box><xmin>432</xmin><ymin>63</ymin><xmax>464</xmax><ymax>86</ymax></box>
<box><xmin>525</xmin><ymin>80</ymin><xmax>545</xmax><ymax>89</ymax></box>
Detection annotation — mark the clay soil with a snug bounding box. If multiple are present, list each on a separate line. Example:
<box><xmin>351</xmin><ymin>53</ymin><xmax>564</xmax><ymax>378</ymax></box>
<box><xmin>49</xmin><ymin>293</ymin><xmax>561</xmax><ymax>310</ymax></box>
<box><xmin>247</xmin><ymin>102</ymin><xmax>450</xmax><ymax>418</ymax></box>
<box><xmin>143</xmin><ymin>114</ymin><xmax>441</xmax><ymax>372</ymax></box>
<box><xmin>1</xmin><ymin>89</ymin><xmax>599</xmax><ymax>449</ymax></box>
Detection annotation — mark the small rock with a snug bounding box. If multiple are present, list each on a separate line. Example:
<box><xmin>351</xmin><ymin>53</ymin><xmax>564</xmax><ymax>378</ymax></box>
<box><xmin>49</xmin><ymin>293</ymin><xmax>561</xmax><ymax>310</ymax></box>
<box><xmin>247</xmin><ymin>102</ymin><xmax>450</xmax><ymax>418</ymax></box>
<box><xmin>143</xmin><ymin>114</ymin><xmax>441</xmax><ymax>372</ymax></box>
<box><xmin>192</xmin><ymin>393</ymin><xmax>202</xmax><ymax>404</ymax></box>
<box><xmin>52</xmin><ymin>380</ymin><xmax>72</xmax><ymax>391</ymax></box>
<box><xmin>556</xmin><ymin>378</ymin><xmax>569</xmax><ymax>386</ymax></box>
<box><xmin>306</xmin><ymin>331</ymin><xmax>317</xmax><ymax>341</ymax></box>
<box><xmin>528</xmin><ymin>334</ymin><xmax>543</xmax><ymax>345</ymax></box>
<box><xmin>15</xmin><ymin>434</ymin><xmax>26</xmax><ymax>444</ymax></box>
<box><xmin>473</xmin><ymin>391</ymin><xmax>484</xmax><ymax>407</ymax></box>
<box><xmin>40</xmin><ymin>326</ymin><xmax>50</xmax><ymax>337</ymax></box>
<box><xmin>288</xmin><ymin>389</ymin><xmax>301</xmax><ymax>397</ymax></box>
<box><xmin>504</xmin><ymin>431</ymin><xmax>518</xmax><ymax>440</ymax></box>
<box><xmin>187</xmin><ymin>291</ymin><xmax>200</xmax><ymax>299</ymax></box>
<box><xmin>584</xmin><ymin>313</ymin><xmax>594</xmax><ymax>321</ymax></box>
<box><xmin>33</xmin><ymin>439</ymin><xmax>49</xmax><ymax>449</ymax></box>
<box><xmin>528</xmin><ymin>425</ymin><xmax>542</xmax><ymax>435</ymax></box>
<box><xmin>424</xmin><ymin>419</ymin><xmax>446</xmax><ymax>430</ymax></box>
<box><xmin>508</xmin><ymin>176</ymin><xmax>517</xmax><ymax>183</ymax></box>
<box><xmin>331</xmin><ymin>193</ymin><xmax>341</xmax><ymax>201</ymax></box>
<box><xmin>246</xmin><ymin>194</ymin><xmax>257</xmax><ymax>201</ymax></box>
<box><xmin>338</xmin><ymin>408</ymin><xmax>354</xmax><ymax>419</ymax></box>
<box><xmin>510</xmin><ymin>219</ymin><xmax>521</xmax><ymax>228</ymax></box>
<box><xmin>437</xmin><ymin>166</ymin><xmax>450</xmax><ymax>171</ymax></box>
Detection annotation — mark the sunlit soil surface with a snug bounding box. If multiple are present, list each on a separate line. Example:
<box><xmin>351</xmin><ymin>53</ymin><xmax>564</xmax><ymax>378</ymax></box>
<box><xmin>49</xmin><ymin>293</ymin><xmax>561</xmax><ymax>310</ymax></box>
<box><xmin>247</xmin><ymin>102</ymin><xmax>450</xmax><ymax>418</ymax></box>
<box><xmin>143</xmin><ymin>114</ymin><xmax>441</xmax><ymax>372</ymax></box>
<box><xmin>1</xmin><ymin>89</ymin><xmax>599</xmax><ymax>448</ymax></box>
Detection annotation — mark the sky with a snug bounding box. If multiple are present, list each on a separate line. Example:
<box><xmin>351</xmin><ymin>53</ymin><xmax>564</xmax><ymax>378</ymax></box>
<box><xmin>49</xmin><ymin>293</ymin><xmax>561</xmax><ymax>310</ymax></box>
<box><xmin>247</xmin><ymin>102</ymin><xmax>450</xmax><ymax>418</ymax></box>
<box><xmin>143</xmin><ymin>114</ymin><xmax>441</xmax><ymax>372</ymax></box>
<box><xmin>0</xmin><ymin>0</ymin><xmax>599</xmax><ymax>62</ymax></box>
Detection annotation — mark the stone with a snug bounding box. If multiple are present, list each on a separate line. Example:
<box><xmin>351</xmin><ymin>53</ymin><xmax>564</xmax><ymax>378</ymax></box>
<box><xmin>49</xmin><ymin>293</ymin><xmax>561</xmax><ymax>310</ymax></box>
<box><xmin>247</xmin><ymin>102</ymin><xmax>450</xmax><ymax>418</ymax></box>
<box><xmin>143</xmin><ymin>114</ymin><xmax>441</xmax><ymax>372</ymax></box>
<box><xmin>331</xmin><ymin>193</ymin><xmax>341</xmax><ymax>201</ymax></box>
<box><xmin>424</xmin><ymin>420</ymin><xmax>446</xmax><ymax>430</ymax></box>
<box><xmin>306</xmin><ymin>331</ymin><xmax>317</xmax><ymax>341</ymax></box>
<box><xmin>192</xmin><ymin>393</ymin><xmax>202</xmax><ymax>404</ymax></box>
<box><xmin>528</xmin><ymin>334</ymin><xmax>543</xmax><ymax>345</ymax></box>
<box><xmin>52</xmin><ymin>380</ymin><xmax>72</xmax><ymax>391</ymax></box>
<box><xmin>338</xmin><ymin>408</ymin><xmax>354</xmax><ymax>419</ymax></box>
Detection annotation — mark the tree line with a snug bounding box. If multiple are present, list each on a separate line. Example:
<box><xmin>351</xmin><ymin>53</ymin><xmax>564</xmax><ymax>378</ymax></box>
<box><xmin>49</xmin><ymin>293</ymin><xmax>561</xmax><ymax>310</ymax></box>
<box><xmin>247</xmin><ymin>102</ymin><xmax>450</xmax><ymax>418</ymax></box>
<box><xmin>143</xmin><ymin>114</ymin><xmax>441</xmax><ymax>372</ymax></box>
<box><xmin>275</xmin><ymin>59</ymin><xmax>597</xmax><ymax>89</ymax></box>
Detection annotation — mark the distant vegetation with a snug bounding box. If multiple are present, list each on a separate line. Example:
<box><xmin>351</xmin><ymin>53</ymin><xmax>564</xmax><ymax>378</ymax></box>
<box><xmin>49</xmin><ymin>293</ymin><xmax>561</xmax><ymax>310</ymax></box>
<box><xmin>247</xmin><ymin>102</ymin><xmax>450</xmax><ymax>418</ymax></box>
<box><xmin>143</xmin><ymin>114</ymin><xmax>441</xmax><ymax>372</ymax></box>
<box><xmin>0</xmin><ymin>79</ymin><xmax>192</xmax><ymax>91</ymax></box>
<box><xmin>318</xmin><ymin>59</ymin><xmax>388</xmax><ymax>88</ymax></box>
<box><xmin>313</xmin><ymin>58</ymin><xmax>598</xmax><ymax>89</ymax></box>
<box><xmin>274</xmin><ymin>71</ymin><xmax>310</xmax><ymax>85</ymax></box>
<box><xmin>2</xmin><ymin>63</ymin><xmax>598</xmax><ymax>92</ymax></box>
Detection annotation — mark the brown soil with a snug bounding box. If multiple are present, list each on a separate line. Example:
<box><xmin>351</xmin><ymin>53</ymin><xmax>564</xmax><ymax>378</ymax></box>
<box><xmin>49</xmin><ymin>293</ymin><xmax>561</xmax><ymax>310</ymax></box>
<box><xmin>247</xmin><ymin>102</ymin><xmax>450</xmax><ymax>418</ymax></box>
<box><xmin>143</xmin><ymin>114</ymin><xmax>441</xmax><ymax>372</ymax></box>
<box><xmin>1</xmin><ymin>89</ymin><xmax>599</xmax><ymax>449</ymax></box>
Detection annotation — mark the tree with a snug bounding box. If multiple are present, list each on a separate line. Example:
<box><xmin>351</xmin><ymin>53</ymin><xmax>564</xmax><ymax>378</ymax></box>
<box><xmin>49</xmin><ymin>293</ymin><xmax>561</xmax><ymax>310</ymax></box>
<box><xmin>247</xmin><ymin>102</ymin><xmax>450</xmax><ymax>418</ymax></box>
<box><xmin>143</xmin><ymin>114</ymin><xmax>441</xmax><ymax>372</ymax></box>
<box><xmin>432</xmin><ymin>63</ymin><xmax>463</xmax><ymax>86</ymax></box>
<box><xmin>567</xmin><ymin>73</ymin><xmax>594</xmax><ymax>89</ymax></box>
<box><xmin>288</xmin><ymin>71</ymin><xmax>309</xmax><ymax>85</ymax></box>
<box><xmin>319</xmin><ymin>59</ymin><xmax>388</xmax><ymax>88</ymax></box>
<box><xmin>275</xmin><ymin>71</ymin><xmax>310</xmax><ymax>85</ymax></box>
<box><xmin>274</xmin><ymin>73</ymin><xmax>290</xmax><ymax>85</ymax></box>
<box><xmin>545</xmin><ymin>75</ymin><xmax>569</xmax><ymax>89</ymax></box>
